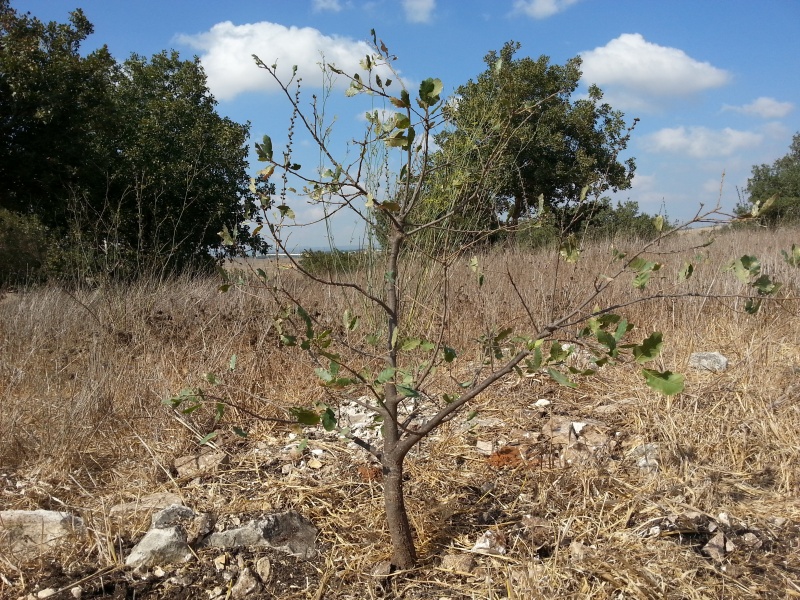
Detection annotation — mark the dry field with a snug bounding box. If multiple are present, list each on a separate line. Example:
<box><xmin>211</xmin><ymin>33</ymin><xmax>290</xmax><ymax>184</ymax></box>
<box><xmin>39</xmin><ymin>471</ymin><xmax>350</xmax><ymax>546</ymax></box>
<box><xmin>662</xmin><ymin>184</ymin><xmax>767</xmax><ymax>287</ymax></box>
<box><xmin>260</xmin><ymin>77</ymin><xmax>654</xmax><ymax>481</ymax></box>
<box><xmin>1</xmin><ymin>226</ymin><xmax>799</xmax><ymax>598</ymax></box>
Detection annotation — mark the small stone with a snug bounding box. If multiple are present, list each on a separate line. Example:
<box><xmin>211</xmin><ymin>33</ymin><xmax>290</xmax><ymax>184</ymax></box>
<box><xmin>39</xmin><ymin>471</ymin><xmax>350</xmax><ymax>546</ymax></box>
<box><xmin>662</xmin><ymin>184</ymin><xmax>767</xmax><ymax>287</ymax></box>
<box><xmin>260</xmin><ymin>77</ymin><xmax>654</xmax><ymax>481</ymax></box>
<box><xmin>440</xmin><ymin>553</ymin><xmax>475</xmax><ymax>573</ymax></box>
<box><xmin>36</xmin><ymin>589</ymin><xmax>56</xmax><ymax>599</ymax></box>
<box><xmin>475</xmin><ymin>440</ymin><xmax>494</xmax><ymax>455</ymax></box>
<box><xmin>307</xmin><ymin>458</ymin><xmax>323</xmax><ymax>469</ymax></box>
<box><xmin>688</xmin><ymin>352</ymin><xmax>728</xmax><ymax>372</ymax></box>
<box><xmin>742</xmin><ymin>532</ymin><xmax>762</xmax><ymax>548</ymax></box>
<box><xmin>213</xmin><ymin>554</ymin><xmax>227</xmax><ymax>571</ymax></box>
<box><xmin>70</xmin><ymin>586</ymin><xmax>82</xmax><ymax>599</ymax></box>
<box><xmin>702</xmin><ymin>532</ymin><xmax>728</xmax><ymax>562</ymax></box>
<box><xmin>255</xmin><ymin>557</ymin><xmax>271</xmax><ymax>582</ymax></box>
<box><xmin>153</xmin><ymin>567</ymin><xmax>166</xmax><ymax>578</ymax></box>
<box><xmin>472</xmin><ymin>530</ymin><xmax>506</xmax><ymax>555</ymax></box>
<box><xmin>230</xmin><ymin>567</ymin><xmax>261</xmax><ymax>599</ymax></box>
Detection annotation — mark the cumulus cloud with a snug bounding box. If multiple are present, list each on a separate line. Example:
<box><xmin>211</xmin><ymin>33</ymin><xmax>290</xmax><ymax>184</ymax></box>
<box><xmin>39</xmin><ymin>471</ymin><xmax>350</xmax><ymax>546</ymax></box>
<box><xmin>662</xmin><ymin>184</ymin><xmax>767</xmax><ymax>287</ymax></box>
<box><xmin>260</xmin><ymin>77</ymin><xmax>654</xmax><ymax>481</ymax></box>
<box><xmin>580</xmin><ymin>34</ymin><xmax>730</xmax><ymax>111</ymax></box>
<box><xmin>643</xmin><ymin>126</ymin><xmax>763</xmax><ymax>158</ymax></box>
<box><xmin>513</xmin><ymin>0</ymin><xmax>580</xmax><ymax>19</ymax></box>
<box><xmin>178</xmin><ymin>22</ymin><xmax>389</xmax><ymax>101</ymax></box>
<box><xmin>723</xmin><ymin>96</ymin><xmax>794</xmax><ymax>119</ymax></box>
<box><xmin>402</xmin><ymin>0</ymin><xmax>436</xmax><ymax>23</ymax></box>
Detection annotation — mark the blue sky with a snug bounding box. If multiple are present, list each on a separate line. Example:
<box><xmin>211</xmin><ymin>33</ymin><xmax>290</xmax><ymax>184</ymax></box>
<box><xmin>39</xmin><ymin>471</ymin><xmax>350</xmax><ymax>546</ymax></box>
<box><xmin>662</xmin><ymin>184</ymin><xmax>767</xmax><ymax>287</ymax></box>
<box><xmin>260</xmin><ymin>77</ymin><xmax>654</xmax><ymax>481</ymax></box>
<box><xmin>19</xmin><ymin>0</ymin><xmax>800</xmax><ymax>250</ymax></box>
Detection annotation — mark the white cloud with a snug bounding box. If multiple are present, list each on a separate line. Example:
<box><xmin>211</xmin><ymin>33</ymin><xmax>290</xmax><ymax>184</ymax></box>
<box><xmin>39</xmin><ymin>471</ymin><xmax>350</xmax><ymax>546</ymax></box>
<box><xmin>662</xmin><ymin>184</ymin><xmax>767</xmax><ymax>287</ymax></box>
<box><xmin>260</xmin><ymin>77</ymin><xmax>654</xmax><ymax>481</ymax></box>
<box><xmin>402</xmin><ymin>0</ymin><xmax>436</xmax><ymax>23</ymax></box>
<box><xmin>643</xmin><ymin>126</ymin><xmax>763</xmax><ymax>158</ymax></box>
<box><xmin>513</xmin><ymin>0</ymin><xmax>580</xmax><ymax>19</ymax></box>
<box><xmin>580</xmin><ymin>34</ymin><xmax>730</xmax><ymax>111</ymax></box>
<box><xmin>178</xmin><ymin>21</ymin><xmax>390</xmax><ymax>101</ymax></box>
<box><xmin>312</xmin><ymin>0</ymin><xmax>343</xmax><ymax>12</ymax></box>
<box><xmin>723</xmin><ymin>96</ymin><xmax>794</xmax><ymax>119</ymax></box>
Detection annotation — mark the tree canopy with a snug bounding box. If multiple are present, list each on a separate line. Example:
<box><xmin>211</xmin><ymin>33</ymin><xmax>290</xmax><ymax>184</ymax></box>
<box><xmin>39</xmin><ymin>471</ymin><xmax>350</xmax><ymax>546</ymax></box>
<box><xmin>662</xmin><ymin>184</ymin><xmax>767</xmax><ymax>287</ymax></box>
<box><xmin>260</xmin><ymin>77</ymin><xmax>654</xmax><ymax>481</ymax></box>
<box><xmin>739</xmin><ymin>132</ymin><xmax>800</xmax><ymax>225</ymax></box>
<box><xmin>429</xmin><ymin>41</ymin><xmax>637</xmax><ymax>234</ymax></box>
<box><xmin>0</xmin><ymin>1</ymin><xmax>265</xmax><ymax>282</ymax></box>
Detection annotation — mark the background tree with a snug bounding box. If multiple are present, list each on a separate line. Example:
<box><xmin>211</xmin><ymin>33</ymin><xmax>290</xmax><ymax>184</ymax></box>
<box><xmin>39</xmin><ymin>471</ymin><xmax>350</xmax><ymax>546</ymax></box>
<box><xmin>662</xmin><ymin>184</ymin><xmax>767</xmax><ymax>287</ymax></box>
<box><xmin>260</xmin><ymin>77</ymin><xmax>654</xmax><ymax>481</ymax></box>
<box><xmin>99</xmin><ymin>51</ymin><xmax>267</xmax><ymax>275</ymax></box>
<box><xmin>0</xmin><ymin>1</ymin><xmax>116</xmax><ymax>226</ymax></box>
<box><xmin>433</xmin><ymin>41</ymin><xmax>637</xmax><ymax>232</ymax></box>
<box><xmin>0</xmin><ymin>1</ymin><xmax>266</xmax><ymax>282</ymax></box>
<box><xmin>737</xmin><ymin>132</ymin><xmax>800</xmax><ymax>225</ymax></box>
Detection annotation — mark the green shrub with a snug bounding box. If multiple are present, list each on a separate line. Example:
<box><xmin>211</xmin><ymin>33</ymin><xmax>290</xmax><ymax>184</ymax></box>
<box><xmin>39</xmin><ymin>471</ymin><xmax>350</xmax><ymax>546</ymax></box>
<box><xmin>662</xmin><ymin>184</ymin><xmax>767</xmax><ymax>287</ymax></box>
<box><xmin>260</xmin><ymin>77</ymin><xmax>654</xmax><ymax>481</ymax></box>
<box><xmin>298</xmin><ymin>249</ymin><xmax>373</xmax><ymax>276</ymax></box>
<box><xmin>0</xmin><ymin>209</ymin><xmax>53</xmax><ymax>286</ymax></box>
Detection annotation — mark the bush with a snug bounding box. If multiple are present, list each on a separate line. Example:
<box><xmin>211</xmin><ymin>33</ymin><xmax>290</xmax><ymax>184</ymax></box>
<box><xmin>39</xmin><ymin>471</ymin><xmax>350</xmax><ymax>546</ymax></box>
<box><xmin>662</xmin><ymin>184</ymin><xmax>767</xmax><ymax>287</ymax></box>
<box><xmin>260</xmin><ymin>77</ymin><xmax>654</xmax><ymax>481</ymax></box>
<box><xmin>0</xmin><ymin>209</ymin><xmax>52</xmax><ymax>286</ymax></box>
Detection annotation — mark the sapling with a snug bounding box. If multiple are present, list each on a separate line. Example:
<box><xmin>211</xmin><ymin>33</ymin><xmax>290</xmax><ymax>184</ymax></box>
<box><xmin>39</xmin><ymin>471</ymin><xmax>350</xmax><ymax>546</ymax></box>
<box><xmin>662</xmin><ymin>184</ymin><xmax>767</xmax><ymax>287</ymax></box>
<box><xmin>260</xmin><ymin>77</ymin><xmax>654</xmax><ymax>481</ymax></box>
<box><xmin>171</xmin><ymin>34</ymin><xmax>787</xmax><ymax>569</ymax></box>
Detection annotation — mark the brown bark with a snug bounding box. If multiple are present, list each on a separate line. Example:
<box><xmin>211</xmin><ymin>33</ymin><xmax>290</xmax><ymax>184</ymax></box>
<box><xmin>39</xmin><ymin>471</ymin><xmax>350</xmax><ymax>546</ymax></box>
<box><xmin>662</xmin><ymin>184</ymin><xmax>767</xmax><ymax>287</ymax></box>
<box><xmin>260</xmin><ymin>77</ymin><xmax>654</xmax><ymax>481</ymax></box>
<box><xmin>382</xmin><ymin>454</ymin><xmax>417</xmax><ymax>569</ymax></box>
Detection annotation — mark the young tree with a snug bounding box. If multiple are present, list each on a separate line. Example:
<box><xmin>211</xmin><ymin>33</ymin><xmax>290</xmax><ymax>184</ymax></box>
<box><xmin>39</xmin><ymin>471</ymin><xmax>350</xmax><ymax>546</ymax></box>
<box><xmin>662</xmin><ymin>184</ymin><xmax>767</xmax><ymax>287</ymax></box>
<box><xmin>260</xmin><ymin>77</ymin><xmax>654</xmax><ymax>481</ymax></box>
<box><xmin>183</xmin><ymin>36</ymin><xmax>786</xmax><ymax>571</ymax></box>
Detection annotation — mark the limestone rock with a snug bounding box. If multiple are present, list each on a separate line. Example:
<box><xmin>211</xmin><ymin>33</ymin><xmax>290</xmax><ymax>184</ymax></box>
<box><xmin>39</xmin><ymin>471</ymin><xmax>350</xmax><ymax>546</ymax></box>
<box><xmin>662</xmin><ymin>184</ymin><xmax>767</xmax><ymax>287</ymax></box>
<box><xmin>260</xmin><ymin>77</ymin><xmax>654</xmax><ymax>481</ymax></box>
<box><xmin>688</xmin><ymin>352</ymin><xmax>728</xmax><ymax>372</ymax></box>
<box><xmin>125</xmin><ymin>526</ymin><xmax>194</xmax><ymax>569</ymax></box>
<box><xmin>109</xmin><ymin>492</ymin><xmax>183</xmax><ymax>518</ymax></box>
<box><xmin>231</xmin><ymin>567</ymin><xmax>261</xmax><ymax>599</ymax></box>
<box><xmin>0</xmin><ymin>510</ymin><xmax>85</xmax><ymax>559</ymax></box>
<box><xmin>203</xmin><ymin>511</ymin><xmax>317</xmax><ymax>559</ymax></box>
<box><xmin>174</xmin><ymin>448</ymin><xmax>229</xmax><ymax>478</ymax></box>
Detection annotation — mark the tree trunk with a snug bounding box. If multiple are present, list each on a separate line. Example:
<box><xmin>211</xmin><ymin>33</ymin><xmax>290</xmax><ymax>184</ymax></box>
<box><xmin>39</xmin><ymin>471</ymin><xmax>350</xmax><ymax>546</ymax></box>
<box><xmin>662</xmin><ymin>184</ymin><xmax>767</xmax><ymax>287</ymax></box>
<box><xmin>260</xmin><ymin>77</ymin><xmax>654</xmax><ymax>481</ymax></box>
<box><xmin>383</xmin><ymin>454</ymin><xmax>417</xmax><ymax>569</ymax></box>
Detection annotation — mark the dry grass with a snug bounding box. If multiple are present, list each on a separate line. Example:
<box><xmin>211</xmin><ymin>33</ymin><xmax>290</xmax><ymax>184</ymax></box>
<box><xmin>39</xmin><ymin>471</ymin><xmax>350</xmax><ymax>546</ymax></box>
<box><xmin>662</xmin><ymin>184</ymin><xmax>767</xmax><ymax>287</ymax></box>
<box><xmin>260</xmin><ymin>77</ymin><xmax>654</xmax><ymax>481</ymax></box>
<box><xmin>1</xmin><ymin>225</ymin><xmax>799</xmax><ymax>598</ymax></box>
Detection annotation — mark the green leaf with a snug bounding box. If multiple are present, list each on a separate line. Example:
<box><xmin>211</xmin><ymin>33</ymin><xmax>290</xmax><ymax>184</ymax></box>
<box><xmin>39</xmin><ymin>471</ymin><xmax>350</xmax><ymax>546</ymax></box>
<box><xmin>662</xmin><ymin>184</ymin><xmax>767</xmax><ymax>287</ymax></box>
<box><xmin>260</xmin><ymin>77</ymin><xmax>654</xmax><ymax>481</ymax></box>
<box><xmin>679</xmin><ymin>262</ymin><xmax>694</xmax><ymax>281</ymax></box>
<box><xmin>343</xmin><ymin>309</ymin><xmax>359</xmax><ymax>331</ymax></box>
<box><xmin>633</xmin><ymin>332</ymin><xmax>663</xmax><ymax>363</ymax></box>
<box><xmin>443</xmin><ymin>346</ymin><xmax>457</xmax><ymax>362</ymax></box>
<box><xmin>321</xmin><ymin>408</ymin><xmax>337</xmax><ymax>432</ymax></box>
<box><xmin>198</xmin><ymin>432</ymin><xmax>217</xmax><ymax>445</ymax></box>
<box><xmin>218</xmin><ymin>283</ymin><xmax>231</xmax><ymax>293</ymax></box>
<box><xmin>547</xmin><ymin>368</ymin><xmax>577</xmax><ymax>388</ymax></box>
<box><xmin>397</xmin><ymin>385</ymin><xmax>420</xmax><ymax>398</ymax></box>
<box><xmin>229</xmin><ymin>354</ymin><xmax>237</xmax><ymax>371</ymax></box>
<box><xmin>277</xmin><ymin>205</ymin><xmax>295</xmax><ymax>219</ymax></box>
<box><xmin>745</xmin><ymin>298</ymin><xmax>762</xmax><ymax>314</ymax></box>
<box><xmin>559</xmin><ymin>234</ymin><xmax>580</xmax><ymax>263</ymax></box>
<box><xmin>255</xmin><ymin>134</ymin><xmax>273</xmax><ymax>162</ymax></box>
<box><xmin>596</xmin><ymin>331</ymin><xmax>617</xmax><ymax>354</ymax></box>
<box><xmin>641</xmin><ymin>369</ymin><xmax>684</xmax><ymax>396</ymax></box>
<box><xmin>232</xmin><ymin>427</ymin><xmax>248</xmax><ymax>438</ymax></box>
<box><xmin>400</xmin><ymin>338</ymin><xmax>422</xmax><ymax>352</ymax></box>
<box><xmin>632</xmin><ymin>270</ymin><xmax>651</xmax><ymax>290</ymax></box>
<box><xmin>752</xmin><ymin>274</ymin><xmax>780</xmax><ymax>295</ymax></box>
<box><xmin>376</xmin><ymin>367</ymin><xmax>396</xmax><ymax>384</ymax></box>
<box><xmin>297</xmin><ymin>306</ymin><xmax>314</xmax><ymax>339</ymax></box>
<box><xmin>729</xmin><ymin>255</ymin><xmax>760</xmax><ymax>282</ymax></box>
<box><xmin>782</xmin><ymin>244</ymin><xmax>800</xmax><ymax>268</ymax></box>
<box><xmin>418</xmin><ymin>77</ymin><xmax>443</xmax><ymax>107</ymax></box>
<box><xmin>291</xmin><ymin>408</ymin><xmax>321</xmax><ymax>426</ymax></box>
<box><xmin>390</xmin><ymin>89</ymin><xmax>411</xmax><ymax>108</ymax></box>
<box><xmin>204</xmin><ymin>372</ymin><xmax>218</xmax><ymax>385</ymax></box>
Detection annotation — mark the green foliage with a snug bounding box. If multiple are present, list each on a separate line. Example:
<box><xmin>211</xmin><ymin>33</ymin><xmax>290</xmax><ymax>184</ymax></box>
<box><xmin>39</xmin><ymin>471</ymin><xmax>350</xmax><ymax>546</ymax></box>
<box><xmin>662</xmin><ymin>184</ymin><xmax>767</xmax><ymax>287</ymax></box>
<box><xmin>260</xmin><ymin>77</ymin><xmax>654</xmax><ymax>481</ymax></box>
<box><xmin>0</xmin><ymin>2</ymin><xmax>267</xmax><ymax>281</ymax></box>
<box><xmin>737</xmin><ymin>132</ymin><xmax>800</xmax><ymax>226</ymax></box>
<box><xmin>426</xmin><ymin>41</ymin><xmax>637</xmax><ymax>238</ymax></box>
<box><xmin>0</xmin><ymin>209</ymin><xmax>53</xmax><ymax>286</ymax></box>
<box><xmin>298</xmin><ymin>249</ymin><xmax>372</xmax><ymax>275</ymax></box>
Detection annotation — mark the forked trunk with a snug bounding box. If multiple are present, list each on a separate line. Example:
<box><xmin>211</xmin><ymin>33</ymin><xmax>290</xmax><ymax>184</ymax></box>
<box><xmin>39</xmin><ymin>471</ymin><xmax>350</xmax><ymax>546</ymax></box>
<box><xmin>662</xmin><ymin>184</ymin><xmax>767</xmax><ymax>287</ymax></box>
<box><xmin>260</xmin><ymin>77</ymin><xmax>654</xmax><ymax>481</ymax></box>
<box><xmin>383</xmin><ymin>455</ymin><xmax>417</xmax><ymax>569</ymax></box>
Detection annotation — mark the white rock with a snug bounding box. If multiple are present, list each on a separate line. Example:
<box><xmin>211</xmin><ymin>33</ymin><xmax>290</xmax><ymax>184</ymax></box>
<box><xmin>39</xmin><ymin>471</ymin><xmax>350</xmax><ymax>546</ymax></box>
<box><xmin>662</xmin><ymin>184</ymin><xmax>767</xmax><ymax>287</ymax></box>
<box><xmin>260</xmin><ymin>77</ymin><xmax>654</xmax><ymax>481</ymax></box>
<box><xmin>255</xmin><ymin>556</ymin><xmax>271</xmax><ymax>582</ymax></box>
<box><xmin>0</xmin><ymin>510</ymin><xmax>85</xmax><ymax>559</ymax></box>
<box><xmin>688</xmin><ymin>352</ymin><xmax>728</xmax><ymax>372</ymax></box>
